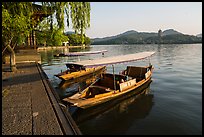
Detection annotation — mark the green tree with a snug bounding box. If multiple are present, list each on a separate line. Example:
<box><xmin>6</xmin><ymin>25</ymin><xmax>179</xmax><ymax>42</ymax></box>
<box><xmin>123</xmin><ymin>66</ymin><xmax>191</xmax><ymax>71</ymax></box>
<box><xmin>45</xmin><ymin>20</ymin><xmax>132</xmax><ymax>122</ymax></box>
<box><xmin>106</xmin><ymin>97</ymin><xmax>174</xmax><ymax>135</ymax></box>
<box><xmin>67</xmin><ymin>34</ymin><xmax>81</xmax><ymax>46</ymax></box>
<box><xmin>39</xmin><ymin>2</ymin><xmax>91</xmax><ymax>46</ymax></box>
<box><xmin>36</xmin><ymin>20</ymin><xmax>68</xmax><ymax>46</ymax></box>
<box><xmin>84</xmin><ymin>36</ymin><xmax>91</xmax><ymax>45</ymax></box>
<box><xmin>2</xmin><ymin>2</ymin><xmax>33</xmax><ymax>71</ymax></box>
<box><xmin>38</xmin><ymin>2</ymin><xmax>91</xmax><ymax>46</ymax></box>
<box><xmin>69</xmin><ymin>2</ymin><xmax>90</xmax><ymax>45</ymax></box>
<box><xmin>67</xmin><ymin>34</ymin><xmax>90</xmax><ymax>46</ymax></box>
<box><xmin>52</xmin><ymin>26</ymin><xmax>69</xmax><ymax>46</ymax></box>
<box><xmin>41</xmin><ymin>2</ymin><xmax>90</xmax><ymax>38</ymax></box>
<box><xmin>2</xmin><ymin>2</ymin><xmax>91</xmax><ymax>71</ymax></box>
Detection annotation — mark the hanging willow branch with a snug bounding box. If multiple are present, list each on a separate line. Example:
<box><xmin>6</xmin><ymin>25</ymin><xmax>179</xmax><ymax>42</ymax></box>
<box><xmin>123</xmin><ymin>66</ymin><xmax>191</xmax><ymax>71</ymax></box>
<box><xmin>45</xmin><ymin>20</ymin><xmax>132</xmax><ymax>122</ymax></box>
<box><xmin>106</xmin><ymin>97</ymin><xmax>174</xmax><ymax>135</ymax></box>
<box><xmin>39</xmin><ymin>2</ymin><xmax>91</xmax><ymax>44</ymax></box>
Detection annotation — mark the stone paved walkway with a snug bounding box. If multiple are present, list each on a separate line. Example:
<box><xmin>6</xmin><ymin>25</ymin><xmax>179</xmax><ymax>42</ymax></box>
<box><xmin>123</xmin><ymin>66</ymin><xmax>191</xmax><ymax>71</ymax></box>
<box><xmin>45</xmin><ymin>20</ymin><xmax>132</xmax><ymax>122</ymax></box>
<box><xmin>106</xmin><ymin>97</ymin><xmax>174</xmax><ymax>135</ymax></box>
<box><xmin>2</xmin><ymin>62</ymin><xmax>81</xmax><ymax>135</ymax></box>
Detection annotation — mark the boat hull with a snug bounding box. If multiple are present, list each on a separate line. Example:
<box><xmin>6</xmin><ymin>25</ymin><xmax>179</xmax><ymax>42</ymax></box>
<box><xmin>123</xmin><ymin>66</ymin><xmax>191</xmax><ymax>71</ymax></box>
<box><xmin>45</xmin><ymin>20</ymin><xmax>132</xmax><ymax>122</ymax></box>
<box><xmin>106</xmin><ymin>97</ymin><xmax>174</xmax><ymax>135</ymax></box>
<box><xmin>72</xmin><ymin>82</ymin><xmax>153</xmax><ymax>123</ymax></box>
<box><xmin>58</xmin><ymin>73</ymin><xmax>103</xmax><ymax>90</ymax></box>
<box><xmin>63</xmin><ymin>65</ymin><xmax>153</xmax><ymax>109</ymax></box>
<box><xmin>74</xmin><ymin>76</ymin><xmax>152</xmax><ymax>109</ymax></box>
<box><xmin>56</xmin><ymin>66</ymin><xmax>106</xmax><ymax>81</ymax></box>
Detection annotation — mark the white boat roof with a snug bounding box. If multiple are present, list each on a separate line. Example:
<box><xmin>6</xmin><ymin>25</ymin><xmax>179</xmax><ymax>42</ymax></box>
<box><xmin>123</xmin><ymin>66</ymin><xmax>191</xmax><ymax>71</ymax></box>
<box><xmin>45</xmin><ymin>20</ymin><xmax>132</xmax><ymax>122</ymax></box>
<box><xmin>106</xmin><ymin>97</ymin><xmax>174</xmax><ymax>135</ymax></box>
<box><xmin>65</xmin><ymin>50</ymin><xmax>107</xmax><ymax>56</ymax></box>
<box><xmin>73</xmin><ymin>51</ymin><xmax>155</xmax><ymax>67</ymax></box>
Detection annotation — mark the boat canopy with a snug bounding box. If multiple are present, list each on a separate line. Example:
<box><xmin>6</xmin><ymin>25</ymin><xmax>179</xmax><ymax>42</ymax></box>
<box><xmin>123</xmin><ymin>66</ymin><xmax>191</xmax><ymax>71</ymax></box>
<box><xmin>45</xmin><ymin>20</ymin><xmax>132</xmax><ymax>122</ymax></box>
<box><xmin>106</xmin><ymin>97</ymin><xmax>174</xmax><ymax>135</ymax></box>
<box><xmin>64</xmin><ymin>50</ymin><xmax>107</xmax><ymax>56</ymax></box>
<box><xmin>72</xmin><ymin>51</ymin><xmax>155</xmax><ymax>67</ymax></box>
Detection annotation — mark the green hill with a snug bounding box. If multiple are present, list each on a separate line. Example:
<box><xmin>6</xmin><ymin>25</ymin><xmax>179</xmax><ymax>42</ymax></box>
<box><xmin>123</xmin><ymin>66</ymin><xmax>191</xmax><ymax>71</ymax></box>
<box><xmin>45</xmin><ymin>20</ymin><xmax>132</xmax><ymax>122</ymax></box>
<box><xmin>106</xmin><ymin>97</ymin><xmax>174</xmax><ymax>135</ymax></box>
<box><xmin>91</xmin><ymin>29</ymin><xmax>202</xmax><ymax>45</ymax></box>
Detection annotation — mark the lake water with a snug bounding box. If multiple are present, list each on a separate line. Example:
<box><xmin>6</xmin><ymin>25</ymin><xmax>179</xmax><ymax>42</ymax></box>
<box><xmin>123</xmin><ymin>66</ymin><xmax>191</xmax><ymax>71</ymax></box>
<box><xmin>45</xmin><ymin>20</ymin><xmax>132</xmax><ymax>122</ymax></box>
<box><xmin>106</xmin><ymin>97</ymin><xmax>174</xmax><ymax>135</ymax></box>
<box><xmin>38</xmin><ymin>44</ymin><xmax>202</xmax><ymax>135</ymax></box>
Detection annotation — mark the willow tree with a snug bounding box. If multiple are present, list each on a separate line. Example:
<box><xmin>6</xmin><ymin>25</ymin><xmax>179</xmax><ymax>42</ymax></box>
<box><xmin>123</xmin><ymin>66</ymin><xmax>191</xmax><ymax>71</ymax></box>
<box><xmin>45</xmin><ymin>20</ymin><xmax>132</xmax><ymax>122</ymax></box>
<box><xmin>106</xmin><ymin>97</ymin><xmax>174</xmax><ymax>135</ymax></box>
<box><xmin>2</xmin><ymin>2</ymin><xmax>33</xmax><ymax>71</ymax></box>
<box><xmin>40</xmin><ymin>2</ymin><xmax>69</xmax><ymax>46</ymax></box>
<box><xmin>42</xmin><ymin>2</ymin><xmax>91</xmax><ymax>45</ymax></box>
<box><xmin>70</xmin><ymin>2</ymin><xmax>90</xmax><ymax>45</ymax></box>
<box><xmin>2</xmin><ymin>2</ymin><xmax>91</xmax><ymax>71</ymax></box>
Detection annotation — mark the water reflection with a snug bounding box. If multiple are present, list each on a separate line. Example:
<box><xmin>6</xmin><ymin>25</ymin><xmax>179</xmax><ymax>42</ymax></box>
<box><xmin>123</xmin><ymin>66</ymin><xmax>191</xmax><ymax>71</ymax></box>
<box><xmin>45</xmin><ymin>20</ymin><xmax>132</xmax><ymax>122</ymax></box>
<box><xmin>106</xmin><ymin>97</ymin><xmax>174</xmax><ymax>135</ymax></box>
<box><xmin>55</xmin><ymin>74</ymin><xmax>102</xmax><ymax>99</ymax></box>
<box><xmin>38</xmin><ymin>46</ymin><xmax>92</xmax><ymax>65</ymax></box>
<box><xmin>72</xmin><ymin>82</ymin><xmax>154</xmax><ymax>126</ymax></box>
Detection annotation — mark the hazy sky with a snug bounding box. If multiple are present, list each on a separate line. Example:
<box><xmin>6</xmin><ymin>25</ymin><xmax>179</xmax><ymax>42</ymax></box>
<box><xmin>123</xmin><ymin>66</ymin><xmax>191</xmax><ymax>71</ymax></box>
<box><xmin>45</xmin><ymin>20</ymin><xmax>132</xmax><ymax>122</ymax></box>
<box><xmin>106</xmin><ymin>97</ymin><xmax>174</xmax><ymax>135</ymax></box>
<box><xmin>65</xmin><ymin>2</ymin><xmax>202</xmax><ymax>38</ymax></box>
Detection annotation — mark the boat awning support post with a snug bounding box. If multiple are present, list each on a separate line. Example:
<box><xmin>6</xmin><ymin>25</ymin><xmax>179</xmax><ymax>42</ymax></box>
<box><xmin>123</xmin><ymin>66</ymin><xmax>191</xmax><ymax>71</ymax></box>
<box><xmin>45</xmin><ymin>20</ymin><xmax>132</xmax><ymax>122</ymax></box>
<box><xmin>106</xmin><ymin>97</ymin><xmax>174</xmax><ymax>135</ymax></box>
<box><xmin>148</xmin><ymin>56</ymin><xmax>151</xmax><ymax>66</ymax></box>
<box><xmin>112</xmin><ymin>65</ymin><xmax>116</xmax><ymax>93</ymax></box>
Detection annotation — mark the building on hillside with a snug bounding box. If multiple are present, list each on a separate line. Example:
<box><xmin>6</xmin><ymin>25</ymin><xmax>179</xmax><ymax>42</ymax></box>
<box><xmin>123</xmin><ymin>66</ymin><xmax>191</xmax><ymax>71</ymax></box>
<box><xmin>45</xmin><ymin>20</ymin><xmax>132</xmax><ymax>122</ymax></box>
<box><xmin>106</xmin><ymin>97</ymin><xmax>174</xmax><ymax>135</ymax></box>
<box><xmin>158</xmin><ymin>29</ymin><xmax>162</xmax><ymax>44</ymax></box>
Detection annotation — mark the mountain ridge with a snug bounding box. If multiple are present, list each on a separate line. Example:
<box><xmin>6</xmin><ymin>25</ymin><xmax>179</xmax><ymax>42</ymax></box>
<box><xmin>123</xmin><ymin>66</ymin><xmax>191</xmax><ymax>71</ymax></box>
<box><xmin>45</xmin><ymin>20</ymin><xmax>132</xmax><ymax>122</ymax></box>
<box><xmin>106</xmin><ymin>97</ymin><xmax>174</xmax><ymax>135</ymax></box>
<box><xmin>196</xmin><ymin>33</ymin><xmax>202</xmax><ymax>37</ymax></box>
<box><xmin>91</xmin><ymin>29</ymin><xmax>202</xmax><ymax>45</ymax></box>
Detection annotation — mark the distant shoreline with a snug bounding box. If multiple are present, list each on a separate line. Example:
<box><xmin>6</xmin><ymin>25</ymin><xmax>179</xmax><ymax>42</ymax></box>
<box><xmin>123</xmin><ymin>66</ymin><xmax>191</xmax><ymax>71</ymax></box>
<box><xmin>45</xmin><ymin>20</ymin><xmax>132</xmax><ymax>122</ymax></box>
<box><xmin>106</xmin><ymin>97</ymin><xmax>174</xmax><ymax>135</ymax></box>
<box><xmin>37</xmin><ymin>45</ymin><xmax>90</xmax><ymax>50</ymax></box>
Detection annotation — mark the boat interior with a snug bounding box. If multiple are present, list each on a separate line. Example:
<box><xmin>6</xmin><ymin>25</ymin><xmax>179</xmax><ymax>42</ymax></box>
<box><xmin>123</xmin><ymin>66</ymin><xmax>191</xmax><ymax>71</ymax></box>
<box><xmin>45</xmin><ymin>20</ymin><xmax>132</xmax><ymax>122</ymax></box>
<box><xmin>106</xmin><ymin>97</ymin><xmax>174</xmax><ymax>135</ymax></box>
<box><xmin>125</xmin><ymin>66</ymin><xmax>150</xmax><ymax>81</ymax></box>
<box><xmin>80</xmin><ymin>66</ymin><xmax>152</xmax><ymax>99</ymax></box>
<box><xmin>55</xmin><ymin>64</ymin><xmax>85</xmax><ymax>77</ymax></box>
<box><xmin>66</xmin><ymin>63</ymin><xmax>86</xmax><ymax>72</ymax></box>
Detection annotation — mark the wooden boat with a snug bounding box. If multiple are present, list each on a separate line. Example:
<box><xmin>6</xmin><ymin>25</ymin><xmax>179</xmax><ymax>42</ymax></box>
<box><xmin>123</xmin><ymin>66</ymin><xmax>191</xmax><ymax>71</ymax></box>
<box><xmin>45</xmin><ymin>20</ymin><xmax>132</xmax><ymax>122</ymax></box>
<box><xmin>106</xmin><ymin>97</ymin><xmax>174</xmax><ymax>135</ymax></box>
<box><xmin>63</xmin><ymin>51</ymin><xmax>155</xmax><ymax>109</ymax></box>
<box><xmin>71</xmin><ymin>84</ymin><xmax>153</xmax><ymax>123</ymax></box>
<box><xmin>58</xmin><ymin>72</ymin><xmax>103</xmax><ymax>90</ymax></box>
<box><xmin>54</xmin><ymin>50</ymin><xmax>108</xmax><ymax>57</ymax></box>
<box><xmin>55</xmin><ymin>63</ymin><xmax>106</xmax><ymax>81</ymax></box>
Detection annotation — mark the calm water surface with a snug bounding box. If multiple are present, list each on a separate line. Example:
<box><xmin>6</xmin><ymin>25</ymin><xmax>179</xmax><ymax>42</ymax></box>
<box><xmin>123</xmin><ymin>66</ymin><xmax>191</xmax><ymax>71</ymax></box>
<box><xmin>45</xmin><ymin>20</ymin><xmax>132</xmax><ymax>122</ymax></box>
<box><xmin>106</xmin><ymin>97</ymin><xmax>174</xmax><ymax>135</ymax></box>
<box><xmin>38</xmin><ymin>44</ymin><xmax>202</xmax><ymax>135</ymax></box>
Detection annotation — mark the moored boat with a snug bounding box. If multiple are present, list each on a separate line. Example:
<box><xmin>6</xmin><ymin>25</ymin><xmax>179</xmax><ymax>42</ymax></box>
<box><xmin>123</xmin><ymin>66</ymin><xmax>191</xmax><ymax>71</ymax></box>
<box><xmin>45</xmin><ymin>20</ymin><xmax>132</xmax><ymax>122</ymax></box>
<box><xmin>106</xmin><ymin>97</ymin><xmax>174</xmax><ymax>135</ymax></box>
<box><xmin>71</xmin><ymin>84</ymin><xmax>153</xmax><ymax>123</ymax></box>
<box><xmin>58</xmin><ymin>72</ymin><xmax>103</xmax><ymax>90</ymax></box>
<box><xmin>55</xmin><ymin>63</ymin><xmax>106</xmax><ymax>81</ymax></box>
<box><xmin>62</xmin><ymin>51</ymin><xmax>155</xmax><ymax>109</ymax></box>
<box><xmin>54</xmin><ymin>50</ymin><xmax>108</xmax><ymax>57</ymax></box>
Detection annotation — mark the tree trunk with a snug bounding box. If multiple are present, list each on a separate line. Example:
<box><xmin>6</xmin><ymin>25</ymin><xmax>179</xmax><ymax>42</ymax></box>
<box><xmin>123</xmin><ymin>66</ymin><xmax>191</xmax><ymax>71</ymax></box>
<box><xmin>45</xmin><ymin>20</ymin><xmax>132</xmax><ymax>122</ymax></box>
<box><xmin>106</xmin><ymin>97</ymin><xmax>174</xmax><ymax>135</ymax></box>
<box><xmin>80</xmin><ymin>21</ymin><xmax>84</xmax><ymax>46</ymax></box>
<box><xmin>2</xmin><ymin>53</ymin><xmax>6</xmax><ymax>64</ymax></box>
<box><xmin>7</xmin><ymin>44</ymin><xmax>17</xmax><ymax>72</ymax></box>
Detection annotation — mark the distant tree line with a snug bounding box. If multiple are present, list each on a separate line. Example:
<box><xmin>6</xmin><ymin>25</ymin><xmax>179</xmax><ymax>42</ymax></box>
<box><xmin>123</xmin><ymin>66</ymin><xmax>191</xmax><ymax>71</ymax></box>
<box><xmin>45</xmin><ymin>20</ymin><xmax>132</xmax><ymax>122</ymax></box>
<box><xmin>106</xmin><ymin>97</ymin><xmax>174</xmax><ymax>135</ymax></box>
<box><xmin>35</xmin><ymin>25</ymin><xmax>91</xmax><ymax>46</ymax></box>
<box><xmin>91</xmin><ymin>32</ymin><xmax>202</xmax><ymax>45</ymax></box>
<box><xmin>67</xmin><ymin>34</ymin><xmax>91</xmax><ymax>46</ymax></box>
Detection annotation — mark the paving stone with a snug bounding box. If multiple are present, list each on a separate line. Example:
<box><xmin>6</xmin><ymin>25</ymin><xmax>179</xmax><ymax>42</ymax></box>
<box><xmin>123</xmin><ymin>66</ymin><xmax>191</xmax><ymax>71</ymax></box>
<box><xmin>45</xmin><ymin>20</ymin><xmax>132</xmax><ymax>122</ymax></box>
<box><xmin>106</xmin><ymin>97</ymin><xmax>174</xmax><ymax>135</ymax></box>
<box><xmin>2</xmin><ymin>62</ymin><xmax>64</xmax><ymax>135</ymax></box>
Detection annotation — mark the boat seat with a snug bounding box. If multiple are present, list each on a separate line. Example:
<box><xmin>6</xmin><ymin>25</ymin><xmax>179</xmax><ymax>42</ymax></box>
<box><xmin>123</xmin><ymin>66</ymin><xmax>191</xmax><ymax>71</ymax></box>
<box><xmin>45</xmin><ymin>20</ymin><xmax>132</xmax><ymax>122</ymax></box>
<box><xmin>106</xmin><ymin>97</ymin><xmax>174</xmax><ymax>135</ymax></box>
<box><xmin>90</xmin><ymin>85</ymin><xmax>108</xmax><ymax>90</ymax></box>
<box><xmin>127</xmin><ymin>66</ymin><xmax>147</xmax><ymax>79</ymax></box>
<box><xmin>87</xmin><ymin>85</ymin><xmax>111</xmax><ymax>97</ymax></box>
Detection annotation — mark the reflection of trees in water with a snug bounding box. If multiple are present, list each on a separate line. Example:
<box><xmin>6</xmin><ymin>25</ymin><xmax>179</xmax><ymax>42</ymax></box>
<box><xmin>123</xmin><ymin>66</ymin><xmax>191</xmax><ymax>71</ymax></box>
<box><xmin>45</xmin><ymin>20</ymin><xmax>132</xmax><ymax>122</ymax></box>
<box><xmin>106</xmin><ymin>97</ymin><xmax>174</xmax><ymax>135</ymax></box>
<box><xmin>69</xmin><ymin>46</ymin><xmax>92</xmax><ymax>52</ymax></box>
<box><xmin>39</xmin><ymin>46</ymin><xmax>92</xmax><ymax>64</ymax></box>
<box><xmin>72</xmin><ymin>83</ymin><xmax>154</xmax><ymax>128</ymax></box>
<box><xmin>39</xmin><ymin>49</ymin><xmax>63</xmax><ymax>64</ymax></box>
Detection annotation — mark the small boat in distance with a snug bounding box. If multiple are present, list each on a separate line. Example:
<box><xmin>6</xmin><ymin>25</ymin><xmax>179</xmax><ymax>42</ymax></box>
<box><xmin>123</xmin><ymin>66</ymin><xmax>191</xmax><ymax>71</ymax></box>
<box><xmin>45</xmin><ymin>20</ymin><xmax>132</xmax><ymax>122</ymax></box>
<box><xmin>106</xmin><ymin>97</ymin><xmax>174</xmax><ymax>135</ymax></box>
<box><xmin>54</xmin><ymin>50</ymin><xmax>108</xmax><ymax>57</ymax></box>
<box><xmin>62</xmin><ymin>51</ymin><xmax>155</xmax><ymax>109</ymax></box>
